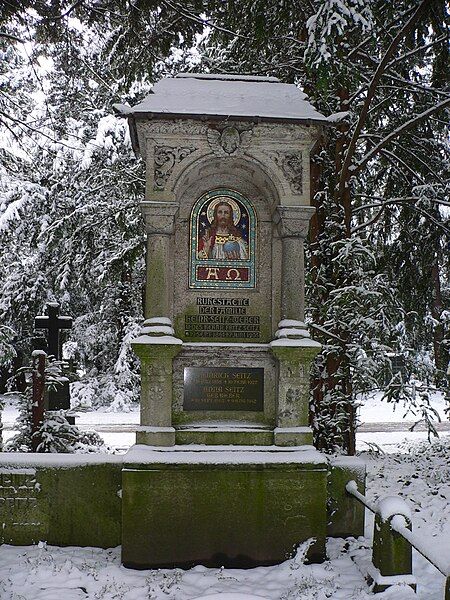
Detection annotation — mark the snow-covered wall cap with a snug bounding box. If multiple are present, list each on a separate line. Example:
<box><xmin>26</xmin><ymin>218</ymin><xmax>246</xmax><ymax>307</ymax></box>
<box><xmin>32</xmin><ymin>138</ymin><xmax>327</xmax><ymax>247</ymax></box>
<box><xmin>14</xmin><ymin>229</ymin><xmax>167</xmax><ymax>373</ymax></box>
<box><xmin>132</xmin><ymin>334</ymin><xmax>183</xmax><ymax>345</ymax></box>
<box><xmin>377</xmin><ymin>496</ymin><xmax>412</xmax><ymax>523</ymax></box>
<box><xmin>270</xmin><ymin>337</ymin><xmax>322</xmax><ymax>348</ymax></box>
<box><xmin>116</xmin><ymin>73</ymin><xmax>328</xmax><ymax>124</ymax></box>
<box><xmin>275</xmin><ymin>320</ymin><xmax>310</xmax><ymax>339</ymax></box>
<box><xmin>176</xmin><ymin>73</ymin><xmax>280</xmax><ymax>83</ymax></box>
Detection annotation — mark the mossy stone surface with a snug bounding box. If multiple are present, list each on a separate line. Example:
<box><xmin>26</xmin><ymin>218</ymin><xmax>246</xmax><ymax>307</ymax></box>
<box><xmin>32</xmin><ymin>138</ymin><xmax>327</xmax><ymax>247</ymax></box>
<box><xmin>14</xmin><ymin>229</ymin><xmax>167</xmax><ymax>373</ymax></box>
<box><xmin>0</xmin><ymin>462</ymin><xmax>122</xmax><ymax>548</ymax></box>
<box><xmin>122</xmin><ymin>460</ymin><xmax>327</xmax><ymax>569</ymax></box>
<box><xmin>175</xmin><ymin>429</ymin><xmax>273</xmax><ymax>446</ymax></box>
<box><xmin>327</xmin><ymin>457</ymin><xmax>366</xmax><ymax>538</ymax></box>
<box><xmin>372</xmin><ymin>513</ymin><xmax>412</xmax><ymax>578</ymax></box>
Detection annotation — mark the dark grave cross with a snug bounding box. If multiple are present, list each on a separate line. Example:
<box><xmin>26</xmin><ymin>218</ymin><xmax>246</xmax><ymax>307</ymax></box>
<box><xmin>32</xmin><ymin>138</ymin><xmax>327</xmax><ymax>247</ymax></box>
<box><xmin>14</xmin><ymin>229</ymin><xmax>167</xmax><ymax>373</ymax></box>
<box><xmin>34</xmin><ymin>302</ymin><xmax>73</xmax><ymax>415</ymax></box>
<box><xmin>34</xmin><ymin>302</ymin><xmax>72</xmax><ymax>360</ymax></box>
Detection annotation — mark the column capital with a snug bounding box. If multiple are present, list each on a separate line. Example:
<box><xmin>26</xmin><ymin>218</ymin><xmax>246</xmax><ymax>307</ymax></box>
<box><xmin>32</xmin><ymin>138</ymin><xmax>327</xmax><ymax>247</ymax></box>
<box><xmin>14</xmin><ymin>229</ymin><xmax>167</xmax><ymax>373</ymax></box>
<box><xmin>141</xmin><ymin>201</ymin><xmax>179</xmax><ymax>235</ymax></box>
<box><xmin>274</xmin><ymin>205</ymin><xmax>315</xmax><ymax>238</ymax></box>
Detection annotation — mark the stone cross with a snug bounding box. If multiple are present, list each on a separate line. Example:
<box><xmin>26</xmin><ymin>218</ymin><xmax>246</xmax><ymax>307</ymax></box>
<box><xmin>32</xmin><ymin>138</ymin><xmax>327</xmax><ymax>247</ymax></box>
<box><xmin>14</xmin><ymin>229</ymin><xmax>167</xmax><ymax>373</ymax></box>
<box><xmin>34</xmin><ymin>302</ymin><xmax>72</xmax><ymax>360</ymax></box>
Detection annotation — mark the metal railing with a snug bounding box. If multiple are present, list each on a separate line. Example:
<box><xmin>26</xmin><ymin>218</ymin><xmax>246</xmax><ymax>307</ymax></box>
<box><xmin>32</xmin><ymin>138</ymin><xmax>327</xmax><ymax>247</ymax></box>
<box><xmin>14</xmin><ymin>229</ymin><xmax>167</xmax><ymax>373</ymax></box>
<box><xmin>346</xmin><ymin>480</ymin><xmax>450</xmax><ymax>599</ymax></box>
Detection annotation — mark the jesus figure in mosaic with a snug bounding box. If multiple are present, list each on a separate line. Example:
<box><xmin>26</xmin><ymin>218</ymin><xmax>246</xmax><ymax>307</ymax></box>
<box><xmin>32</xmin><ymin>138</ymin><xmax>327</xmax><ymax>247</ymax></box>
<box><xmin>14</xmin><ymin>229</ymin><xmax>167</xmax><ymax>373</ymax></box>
<box><xmin>197</xmin><ymin>201</ymin><xmax>248</xmax><ymax>260</ymax></box>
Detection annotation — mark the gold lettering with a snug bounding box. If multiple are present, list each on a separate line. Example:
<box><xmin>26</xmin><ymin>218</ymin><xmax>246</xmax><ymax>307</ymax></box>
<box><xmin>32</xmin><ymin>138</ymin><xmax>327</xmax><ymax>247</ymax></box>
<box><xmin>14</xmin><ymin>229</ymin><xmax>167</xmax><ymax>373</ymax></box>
<box><xmin>226</xmin><ymin>268</ymin><xmax>241</xmax><ymax>281</ymax></box>
<box><xmin>206</xmin><ymin>268</ymin><xmax>220</xmax><ymax>280</ymax></box>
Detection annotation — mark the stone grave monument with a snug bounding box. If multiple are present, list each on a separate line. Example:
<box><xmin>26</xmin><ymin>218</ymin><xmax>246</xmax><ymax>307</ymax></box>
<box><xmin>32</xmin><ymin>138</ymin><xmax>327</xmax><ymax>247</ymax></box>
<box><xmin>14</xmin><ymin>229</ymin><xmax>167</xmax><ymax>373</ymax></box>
<box><xmin>114</xmin><ymin>74</ymin><xmax>364</xmax><ymax>569</ymax></box>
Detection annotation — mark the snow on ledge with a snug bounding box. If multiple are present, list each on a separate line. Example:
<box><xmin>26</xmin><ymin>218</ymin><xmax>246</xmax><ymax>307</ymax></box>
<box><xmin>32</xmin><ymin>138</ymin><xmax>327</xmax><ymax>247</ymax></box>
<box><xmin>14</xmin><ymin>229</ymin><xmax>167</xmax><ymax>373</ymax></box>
<box><xmin>275</xmin><ymin>327</ymin><xmax>311</xmax><ymax>339</ymax></box>
<box><xmin>367</xmin><ymin>563</ymin><xmax>416</xmax><ymax>588</ymax></box>
<box><xmin>135</xmin><ymin>426</ymin><xmax>175</xmax><ymax>433</ymax></box>
<box><xmin>124</xmin><ymin>444</ymin><xmax>327</xmax><ymax>465</ymax></box>
<box><xmin>0</xmin><ymin>453</ymin><xmax>123</xmax><ymax>468</ymax></box>
<box><xmin>277</xmin><ymin>319</ymin><xmax>307</xmax><ymax>328</ymax></box>
<box><xmin>270</xmin><ymin>338</ymin><xmax>321</xmax><ymax>348</ymax></box>
<box><xmin>274</xmin><ymin>426</ymin><xmax>312</xmax><ymax>433</ymax></box>
<box><xmin>131</xmin><ymin>334</ymin><xmax>183</xmax><ymax>345</ymax></box>
<box><xmin>144</xmin><ymin>317</ymin><xmax>172</xmax><ymax>326</ymax></box>
<box><xmin>377</xmin><ymin>496</ymin><xmax>412</xmax><ymax>522</ymax></box>
<box><xmin>140</xmin><ymin>325</ymin><xmax>175</xmax><ymax>336</ymax></box>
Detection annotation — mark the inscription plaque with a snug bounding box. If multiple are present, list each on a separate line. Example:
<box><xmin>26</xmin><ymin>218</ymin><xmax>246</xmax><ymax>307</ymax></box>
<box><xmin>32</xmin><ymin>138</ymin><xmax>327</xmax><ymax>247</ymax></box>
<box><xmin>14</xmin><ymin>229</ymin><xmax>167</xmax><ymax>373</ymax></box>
<box><xmin>184</xmin><ymin>367</ymin><xmax>264</xmax><ymax>411</ymax></box>
<box><xmin>184</xmin><ymin>297</ymin><xmax>261</xmax><ymax>340</ymax></box>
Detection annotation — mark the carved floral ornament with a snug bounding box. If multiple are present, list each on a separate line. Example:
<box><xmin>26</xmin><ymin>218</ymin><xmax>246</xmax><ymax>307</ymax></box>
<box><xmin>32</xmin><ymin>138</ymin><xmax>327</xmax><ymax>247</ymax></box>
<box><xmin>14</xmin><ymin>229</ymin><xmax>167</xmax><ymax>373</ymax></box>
<box><xmin>274</xmin><ymin>151</ymin><xmax>303</xmax><ymax>194</ymax></box>
<box><xmin>153</xmin><ymin>145</ymin><xmax>196</xmax><ymax>190</ymax></box>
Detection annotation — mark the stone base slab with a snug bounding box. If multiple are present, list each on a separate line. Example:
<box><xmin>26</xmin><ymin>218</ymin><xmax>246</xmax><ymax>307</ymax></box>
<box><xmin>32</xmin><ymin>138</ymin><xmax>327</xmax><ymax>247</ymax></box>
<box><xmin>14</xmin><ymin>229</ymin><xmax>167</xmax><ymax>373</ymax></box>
<box><xmin>136</xmin><ymin>426</ymin><xmax>176</xmax><ymax>446</ymax></box>
<box><xmin>175</xmin><ymin>425</ymin><xmax>273</xmax><ymax>446</ymax></box>
<box><xmin>122</xmin><ymin>444</ymin><xmax>328</xmax><ymax>569</ymax></box>
<box><xmin>274</xmin><ymin>426</ymin><xmax>313</xmax><ymax>446</ymax></box>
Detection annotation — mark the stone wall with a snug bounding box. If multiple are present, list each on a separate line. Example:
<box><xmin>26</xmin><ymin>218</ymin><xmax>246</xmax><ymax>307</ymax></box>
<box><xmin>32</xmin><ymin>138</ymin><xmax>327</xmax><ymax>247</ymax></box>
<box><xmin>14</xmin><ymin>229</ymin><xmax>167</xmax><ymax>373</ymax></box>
<box><xmin>0</xmin><ymin>455</ymin><xmax>122</xmax><ymax>548</ymax></box>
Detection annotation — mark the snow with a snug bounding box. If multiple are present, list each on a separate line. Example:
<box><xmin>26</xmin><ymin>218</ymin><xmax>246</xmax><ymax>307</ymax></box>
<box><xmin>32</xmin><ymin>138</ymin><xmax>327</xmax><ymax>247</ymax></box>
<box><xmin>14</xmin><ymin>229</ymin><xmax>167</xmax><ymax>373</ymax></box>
<box><xmin>140</xmin><ymin>325</ymin><xmax>175</xmax><ymax>335</ymax></box>
<box><xmin>274</xmin><ymin>327</ymin><xmax>310</xmax><ymax>338</ymax></box>
<box><xmin>326</xmin><ymin>111</ymin><xmax>350</xmax><ymax>122</ymax></box>
<box><xmin>377</xmin><ymin>496</ymin><xmax>412</xmax><ymax>522</ymax></box>
<box><xmin>274</xmin><ymin>426</ymin><xmax>312</xmax><ymax>433</ymax></box>
<box><xmin>31</xmin><ymin>349</ymin><xmax>47</xmax><ymax>357</ymax></box>
<box><xmin>1</xmin><ymin>393</ymin><xmax>450</xmax><ymax>597</ymax></box>
<box><xmin>124</xmin><ymin>444</ymin><xmax>326</xmax><ymax>465</ymax></box>
<box><xmin>144</xmin><ymin>317</ymin><xmax>173</xmax><ymax>326</ymax></box>
<box><xmin>277</xmin><ymin>319</ymin><xmax>308</xmax><ymax>328</ymax></box>
<box><xmin>0</xmin><ymin>452</ymin><xmax>123</xmax><ymax>468</ymax></box>
<box><xmin>135</xmin><ymin>426</ymin><xmax>175</xmax><ymax>433</ymax></box>
<box><xmin>366</xmin><ymin>562</ymin><xmax>417</xmax><ymax>588</ymax></box>
<box><xmin>358</xmin><ymin>390</ymin><xmax>448</xmax><ymax>423</ymax></box>
<box><xmin>270</xmin><ymin>338</ymin><xmax>322</xmax><ymax>348</ymax></box>
<box><xmin>114</xmin><ymin>73</ymin><xmax>327</xmax><ymax>123</ymax></box>
<box><xmin>194</xmin><ymin>593</ymin><xmax>267</xmax><ymax>600</ymax></box>
<box><xmin>131</xmin><ymin>334</ymin><xmax>183</xmax><ymax>345</ymax></box>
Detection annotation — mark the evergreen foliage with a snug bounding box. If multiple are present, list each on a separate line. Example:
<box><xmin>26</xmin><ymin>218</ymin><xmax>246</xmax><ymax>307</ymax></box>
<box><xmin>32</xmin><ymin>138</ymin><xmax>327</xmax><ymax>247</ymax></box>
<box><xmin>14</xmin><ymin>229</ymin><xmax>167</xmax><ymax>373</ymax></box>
<box><xmin>1</xmin><ymin>1</ymin><xmax>448</xmax><ymax>451</ymax></box>
<box><xmin>5</xmin><ymin>358</ymin><xmax>106</xmax><ymax>453</ymax></box>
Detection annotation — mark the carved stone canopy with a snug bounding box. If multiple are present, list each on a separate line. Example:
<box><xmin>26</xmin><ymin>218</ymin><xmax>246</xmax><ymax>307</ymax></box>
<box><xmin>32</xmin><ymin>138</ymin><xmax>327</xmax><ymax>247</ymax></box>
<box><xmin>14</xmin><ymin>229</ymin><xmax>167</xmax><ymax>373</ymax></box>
<box><xmin>114</xmin><ymin>74</ymin><xmax>327</xmax><ymax>208</ymax></box>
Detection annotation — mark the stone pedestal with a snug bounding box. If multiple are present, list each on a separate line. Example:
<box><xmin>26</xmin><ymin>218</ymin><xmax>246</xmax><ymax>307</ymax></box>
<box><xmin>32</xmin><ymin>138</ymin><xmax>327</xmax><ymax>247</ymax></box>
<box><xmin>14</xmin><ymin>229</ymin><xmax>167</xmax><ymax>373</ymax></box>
<box><xmin>131</xmin><ymin>317</ymin><xmax>182</xmax><ymax>446</ymax></box>
<box><xmin>271</xmin><ymin>320</ymin><xmax>322</xmax><ymax>446</ymax></box>
<box><xmin>122</xmin><ymin>445</ymin><xmax>328</xmax><ymax>569</ymax></box>
<box><xmin>119</xmin><ymin>74</ymin><xmax>364</xmax><ymax>571</ymax></box>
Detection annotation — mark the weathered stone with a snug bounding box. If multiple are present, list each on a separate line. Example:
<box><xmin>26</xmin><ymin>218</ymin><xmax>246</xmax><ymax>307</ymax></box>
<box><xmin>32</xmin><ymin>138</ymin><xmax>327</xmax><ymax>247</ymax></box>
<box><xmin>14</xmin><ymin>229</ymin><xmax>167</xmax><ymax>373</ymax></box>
<box><xmin>0</xmin><ymin>456</ymin><xmax>122</xmax><ymax>548</ymax></box>
<box><xmin>132</xmin><ymin>328</ymin><xmax>182</xmax><ymax>446</ymax></box>
<box><xmin>372</xmin><ymin>512</ymin><xmax>415</xmax><ymax>592</ymax></box>
<box><xmin>122</xmin><ymin>446</ymin><xmax>328</xmax><ymax>569</ymax></box>
<box><xmin>327</xmin><ymin>456</ymin><xmax>366</xmax><ymax>538</ymax></box>
<box><xmin>270</xmin><ymin>343</ymin><xmax>321</xmax><ymax>437</ymax></box>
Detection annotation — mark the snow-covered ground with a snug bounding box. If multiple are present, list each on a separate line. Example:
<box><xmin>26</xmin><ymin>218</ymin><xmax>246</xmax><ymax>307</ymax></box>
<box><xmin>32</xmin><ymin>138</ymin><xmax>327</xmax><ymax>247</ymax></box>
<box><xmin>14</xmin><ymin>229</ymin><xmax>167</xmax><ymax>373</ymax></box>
<box><xmin>0</xmin><ymin>391</ymin><xmax>449</xmax><ymax>598</ymax></box>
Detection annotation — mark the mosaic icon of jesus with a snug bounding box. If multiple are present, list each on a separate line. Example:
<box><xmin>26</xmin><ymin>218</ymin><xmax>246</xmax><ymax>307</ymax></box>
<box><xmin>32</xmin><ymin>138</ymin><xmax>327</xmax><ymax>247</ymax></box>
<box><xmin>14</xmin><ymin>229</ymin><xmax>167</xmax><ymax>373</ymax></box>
<box><xmin>197</xmin><ymin>199</ymin><xmax>249</xmax><ymax>261</ymax></box>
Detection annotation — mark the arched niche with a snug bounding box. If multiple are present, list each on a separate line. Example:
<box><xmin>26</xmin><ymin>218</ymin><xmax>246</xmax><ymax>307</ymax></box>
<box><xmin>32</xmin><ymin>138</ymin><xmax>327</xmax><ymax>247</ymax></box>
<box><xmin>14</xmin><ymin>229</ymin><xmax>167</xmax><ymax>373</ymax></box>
<box><xmin>171</xmin><ymin>154</ymin><xmax>282</xmax><ymax>343</ymax></box>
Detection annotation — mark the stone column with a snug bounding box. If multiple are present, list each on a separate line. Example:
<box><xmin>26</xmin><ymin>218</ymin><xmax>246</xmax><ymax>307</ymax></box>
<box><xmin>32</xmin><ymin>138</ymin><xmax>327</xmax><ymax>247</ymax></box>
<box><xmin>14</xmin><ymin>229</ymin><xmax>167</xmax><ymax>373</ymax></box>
<box><xmin>271</xmin><ymin>206</ymin><xmax>321</xmax><ymax>446</ymax></box>
<box><xmin>275</xmin><ymin>206</ymin><xmax>315</xmax><ymax>321</ymax></box>
<box><xmin>141</xmin><ymin>201</ymin><xmax>179</xmax><ymax>319</ymax></box>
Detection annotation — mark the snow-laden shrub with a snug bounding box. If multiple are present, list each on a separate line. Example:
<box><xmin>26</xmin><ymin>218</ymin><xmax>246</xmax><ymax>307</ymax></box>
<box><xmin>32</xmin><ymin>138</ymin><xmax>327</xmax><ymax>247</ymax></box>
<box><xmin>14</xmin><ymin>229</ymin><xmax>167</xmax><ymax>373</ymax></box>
<box><xmin>5</xmin><ymin>357</ymin><xmax>109</xmax><ymax>453</ymax></box>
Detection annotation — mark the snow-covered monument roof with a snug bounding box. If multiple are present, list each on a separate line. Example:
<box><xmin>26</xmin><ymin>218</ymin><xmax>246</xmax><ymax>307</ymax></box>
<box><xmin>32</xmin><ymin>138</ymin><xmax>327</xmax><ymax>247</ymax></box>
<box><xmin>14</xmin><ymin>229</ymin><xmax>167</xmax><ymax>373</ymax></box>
<box><xmin>114</xmin><ymin>73</ymin><xmax>327</xmax><ymax>124</ymax></box>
